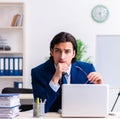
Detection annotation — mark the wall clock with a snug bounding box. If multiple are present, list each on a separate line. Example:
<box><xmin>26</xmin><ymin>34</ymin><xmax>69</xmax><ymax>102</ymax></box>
<box><xmin>91</xmin><ymin>5</ymin><xmax>109</xmax><ymax>23</ymax></box>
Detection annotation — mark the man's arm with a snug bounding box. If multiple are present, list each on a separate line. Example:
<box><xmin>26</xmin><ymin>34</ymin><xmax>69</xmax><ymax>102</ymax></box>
<box><xmin>31</xmin><ymin>68</ymin><xmax>60</xmax><ymax>112</ymax></box>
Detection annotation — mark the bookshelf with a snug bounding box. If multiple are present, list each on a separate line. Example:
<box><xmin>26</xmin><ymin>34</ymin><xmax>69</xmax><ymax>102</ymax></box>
<box><xmin>0</xmin><ymin>2</ymin><xmax>25</xmax><ymax>92</ymax></box>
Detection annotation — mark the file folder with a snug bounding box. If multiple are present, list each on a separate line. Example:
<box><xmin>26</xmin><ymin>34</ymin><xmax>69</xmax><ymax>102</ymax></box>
<box><xmin>14</xmin><ymin>57</ymin><xmax>18</xmax><ymax>76</ymax></box>
<box><xmin>18</xmin><ymin>57</ymin><xmax>23</xmax><ymax>76</ymax></box>
<box><xmin>0</xmin><ymin>57</ymin><xmax>5</xmax><ymax>76</ymax></box>
<box><xmin>4</xmin><ymin>57</ymin><xmax>9</xmax><ymax>76</ymax></box>
<box><xmin>14</xmin><ymin>81</ymin><xmax>23</xmax><ymax>88</ymax></box>
<box><xmin>9</xmin><ymin>57</ymin><xmax>14</xmax><ymax>76</ymax></box>
<box><xmin>13</xmin><ymin>57</ymin><xmax>23</xmax><ymax>76</ymax></box>
<box><xmin>0</xmin><ymin>56</ymin><xmax>23</xmax><ymax>76</ymax></box>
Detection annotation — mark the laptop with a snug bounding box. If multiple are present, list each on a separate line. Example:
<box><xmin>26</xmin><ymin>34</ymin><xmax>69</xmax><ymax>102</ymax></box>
<box><xmin>61</xmin><ymin>84</ymin><xmax>109</xmax><ymax>117</ymax></box>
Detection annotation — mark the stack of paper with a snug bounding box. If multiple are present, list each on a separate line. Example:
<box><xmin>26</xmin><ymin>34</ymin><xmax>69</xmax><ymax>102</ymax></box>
<box><xmin>0</xmin><ymin>94</ymin><xmax>20</xmax><ymax>118</ymax></box>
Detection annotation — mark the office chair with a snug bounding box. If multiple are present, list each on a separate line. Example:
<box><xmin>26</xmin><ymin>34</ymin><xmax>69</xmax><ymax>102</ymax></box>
<box><xmin>1</xmin><ymin>87</ymin><xmax>33</xmax><ymax>112</ymax></box>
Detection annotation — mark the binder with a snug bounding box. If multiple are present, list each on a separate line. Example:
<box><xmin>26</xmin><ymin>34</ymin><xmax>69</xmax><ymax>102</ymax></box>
<box><xmin>0</xmin><ymin>56</ymin><xmax>23</xmax><ymax>76</ymax></box>
<box><xmin>18</xmin><ymin>57</ymin><xmax>23</xmax><ymax>76</ymax></box>
<box><xmin>0</xmin><ymin>57</ymin><xmax>5</xmax><ymax>76</ymax></box>
<box><xmin>14</xmin><ymin>81</ymin><xmax>23</xmax><ymax>88</ymax></box>
<box><xmin>13</xmin><ymin>57</ymin><xmax>18</xmax><ymax>76</ymax></box>
<box><xmin>8</xmin><ymin>57</ymin><xmax>10</xmax><ymax>76</ymax></box>
<box><xmin>4</xmin><ymin>57</ymin><xmax>9</xmax><ymax>76</ymax></box>
<box><xmin>9</xmin><ymin>57</ymin><xmax>14</xmax><ymax>76</ymax></box>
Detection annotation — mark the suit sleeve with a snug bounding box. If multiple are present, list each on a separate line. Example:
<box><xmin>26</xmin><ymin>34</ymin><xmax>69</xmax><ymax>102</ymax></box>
<box><xmin>90</xmin><ymin>63</ymin><xmax>96</xmax><ymax>72</ymax></box>
<box><xmin>31</xmin><ymin>68</ymin><xmax>60</xmax><ymax>113</ymax></box>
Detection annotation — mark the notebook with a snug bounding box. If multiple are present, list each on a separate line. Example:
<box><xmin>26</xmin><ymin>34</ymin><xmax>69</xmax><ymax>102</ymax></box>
<box><xmin>61</xmin><ymin>84</ymin><xmax>109</xmax><ymax>117</ymax></box>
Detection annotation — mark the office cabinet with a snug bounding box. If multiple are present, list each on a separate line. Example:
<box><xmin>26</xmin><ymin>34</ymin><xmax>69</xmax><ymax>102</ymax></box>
<box><xmin>0</xmin><ymin>2</ymin><xmax>25</xmax><ymax>92</ymax></box>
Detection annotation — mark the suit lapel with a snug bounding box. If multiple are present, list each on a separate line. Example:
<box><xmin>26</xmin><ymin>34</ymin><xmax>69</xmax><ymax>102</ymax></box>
<box><xmin>70</xmin><ymin>63</ymin><xmax>88</xmax><ymax>84</ymax></box>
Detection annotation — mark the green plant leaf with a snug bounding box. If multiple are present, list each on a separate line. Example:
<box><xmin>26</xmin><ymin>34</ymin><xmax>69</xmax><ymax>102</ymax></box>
<box><xmin>76</xmin><ymin>39</ymin><xmax>92</xmax><ymax>63</ymax></box>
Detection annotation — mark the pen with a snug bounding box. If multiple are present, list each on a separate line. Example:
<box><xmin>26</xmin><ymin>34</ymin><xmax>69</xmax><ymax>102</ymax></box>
<box><xmin>36</xmin><ymin>97</ymin><xmax>40</xmax><ymax>104</ymax></box>
<box><xmin>36</xmin><ymin>97</ymin><xmax>40</xmax><ymax>116</ymax></box>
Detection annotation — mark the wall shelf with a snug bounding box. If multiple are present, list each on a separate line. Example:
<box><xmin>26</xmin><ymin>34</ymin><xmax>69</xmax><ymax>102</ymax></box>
<box><xmin>0</xmin><ymin>2</ymin><xmax>25</xmax><ymax>92</ymax></box>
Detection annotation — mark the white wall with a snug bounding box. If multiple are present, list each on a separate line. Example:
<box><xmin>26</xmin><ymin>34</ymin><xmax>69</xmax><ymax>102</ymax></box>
<box><xmin>0</xmin><ymin>0</ymin><xmax>120</xmax><ymax>112</ymax></box>
<box><xmin>1</xmin><ymin>0</ymin><xmax>120</xmax><ymax>88</ymax></box>
<box><xmin>25</xmin><ymin>0</ymin><xmax>120</xmax><ymax>88</ymax></box>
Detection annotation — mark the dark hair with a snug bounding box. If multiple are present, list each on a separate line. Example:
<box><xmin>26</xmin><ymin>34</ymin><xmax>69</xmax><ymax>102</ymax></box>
<box><xmin>50</xmin><ymin>32</ymin><xmax>77</xmax><ymax>63</ymax></box>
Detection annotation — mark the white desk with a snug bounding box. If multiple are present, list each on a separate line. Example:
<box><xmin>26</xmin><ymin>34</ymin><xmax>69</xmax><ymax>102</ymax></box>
<box><xmin>15</xmin><ymin>110</ymin><xmax>120</xmax><ymax>119</ymax></box>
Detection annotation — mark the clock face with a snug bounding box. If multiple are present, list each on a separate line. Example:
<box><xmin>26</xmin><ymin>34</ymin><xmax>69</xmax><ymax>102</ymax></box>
<box><xmin>91</xmin><ymin>5</ymin><xmax>109</xmax><ymax>23</ymax></box>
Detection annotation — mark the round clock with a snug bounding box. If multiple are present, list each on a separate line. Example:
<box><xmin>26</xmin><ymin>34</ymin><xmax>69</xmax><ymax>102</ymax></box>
<box><xmin>91</xmin><ymin>5</ymin><xmax>109</xmax><ymax>23</ymax></box>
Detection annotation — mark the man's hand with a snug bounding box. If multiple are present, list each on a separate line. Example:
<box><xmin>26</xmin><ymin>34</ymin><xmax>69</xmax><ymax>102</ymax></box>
<box><xmin>56</xmin><ymin>63</ymin><xmax>68</xmax><ymax>74</ymax></box>
<box><xmin>52</xmin><ymin>63</ymin><xmax>69</xmax><ymax>84</ymax></box>
<box><xmin>87</xmin><ymin>72</ymin><xmax>103</xmax><ymax>84</ymax></box>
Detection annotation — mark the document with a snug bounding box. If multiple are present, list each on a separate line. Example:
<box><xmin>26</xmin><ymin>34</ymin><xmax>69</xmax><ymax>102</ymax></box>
<box><xmin>0</xmin><ymin>94</ymin><xmax>20</xmax><ymax>118</ymax></box>
<box><xmin>0</xmin><ymin>94</ymin><xmax>20</xmax><ymax>107</ymax></box>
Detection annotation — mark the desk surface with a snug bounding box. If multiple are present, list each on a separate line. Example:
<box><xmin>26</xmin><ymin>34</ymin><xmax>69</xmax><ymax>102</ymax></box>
<box><xmin>15</xmin><ymin>110</ymin><xmax>120</xmax><ymax>119</ymax></box>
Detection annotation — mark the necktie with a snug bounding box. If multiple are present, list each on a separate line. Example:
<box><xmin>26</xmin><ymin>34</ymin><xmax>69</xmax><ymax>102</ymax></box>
<box><xmin>59</xmin><ymin>73</ymin><xmax>68</xmax><ymax>110</ymax></box>
<box><xmin>61</xmin><ymin>73</ymin><xmax>68</xmax><ymax>84</ymax></box>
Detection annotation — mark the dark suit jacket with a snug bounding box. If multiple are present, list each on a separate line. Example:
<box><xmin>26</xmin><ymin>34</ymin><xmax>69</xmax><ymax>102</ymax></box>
<box><xmin>31</xmin><ymin>59</ymin><xmax>95</xmax><ymax>113</ymax></box>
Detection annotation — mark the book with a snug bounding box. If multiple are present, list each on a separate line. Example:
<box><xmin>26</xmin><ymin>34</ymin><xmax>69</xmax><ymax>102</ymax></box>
<box><xmin>16</xmin><ymin>14</ymin><xmax>23</xmax><ymax>26</ymax></box>
<box><xmin>11</xmin><ymin>14</ymin><xmax>21</xmax><ymax>26</ymax></box>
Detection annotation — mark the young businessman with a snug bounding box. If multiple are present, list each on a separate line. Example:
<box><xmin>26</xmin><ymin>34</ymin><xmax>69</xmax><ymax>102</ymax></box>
<box><xmin>31</xmin><ymin>32</ymin><xmax>103</xmax><ymax>113</ymax></box>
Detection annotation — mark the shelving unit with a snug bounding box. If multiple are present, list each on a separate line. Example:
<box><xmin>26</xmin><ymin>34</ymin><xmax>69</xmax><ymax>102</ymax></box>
<box><xmin>0</xmin><ymin>2</ymin><xmax>25</xmax><ymax>92</ymax></box>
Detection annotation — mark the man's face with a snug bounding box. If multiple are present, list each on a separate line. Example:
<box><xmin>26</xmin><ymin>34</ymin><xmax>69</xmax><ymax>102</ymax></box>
<box><xmin>51</xmin><ymin>42</ymin><xmax>75</xmax><ymax>66</ymax></box>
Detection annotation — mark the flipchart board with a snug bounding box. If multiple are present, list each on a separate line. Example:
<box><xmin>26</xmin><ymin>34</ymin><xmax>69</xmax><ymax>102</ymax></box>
<box><xmin>96</xmin><ymin>35</ymin><xmax>120</xmax><ymax>88</ymax></box>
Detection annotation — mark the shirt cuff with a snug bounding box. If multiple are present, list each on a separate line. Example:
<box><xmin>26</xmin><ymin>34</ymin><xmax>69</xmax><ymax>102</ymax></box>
<box><xmin>49</xmin><ymin>80</ymin><xmax>60</xmax><ymax>92</ymax></box>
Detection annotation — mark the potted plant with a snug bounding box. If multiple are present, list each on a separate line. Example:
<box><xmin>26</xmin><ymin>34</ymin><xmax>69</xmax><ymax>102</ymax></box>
<box><xmin>76</xmin><ymin>39</ymin><xmax>91</xmax><ymax>63</ymax></box>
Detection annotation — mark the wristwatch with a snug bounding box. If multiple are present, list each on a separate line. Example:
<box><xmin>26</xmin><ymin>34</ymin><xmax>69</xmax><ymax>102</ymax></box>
<box><xmin>91</xmin><ymin>5</ymin><xmax>109</xmax><ymax>23</ymax></box>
